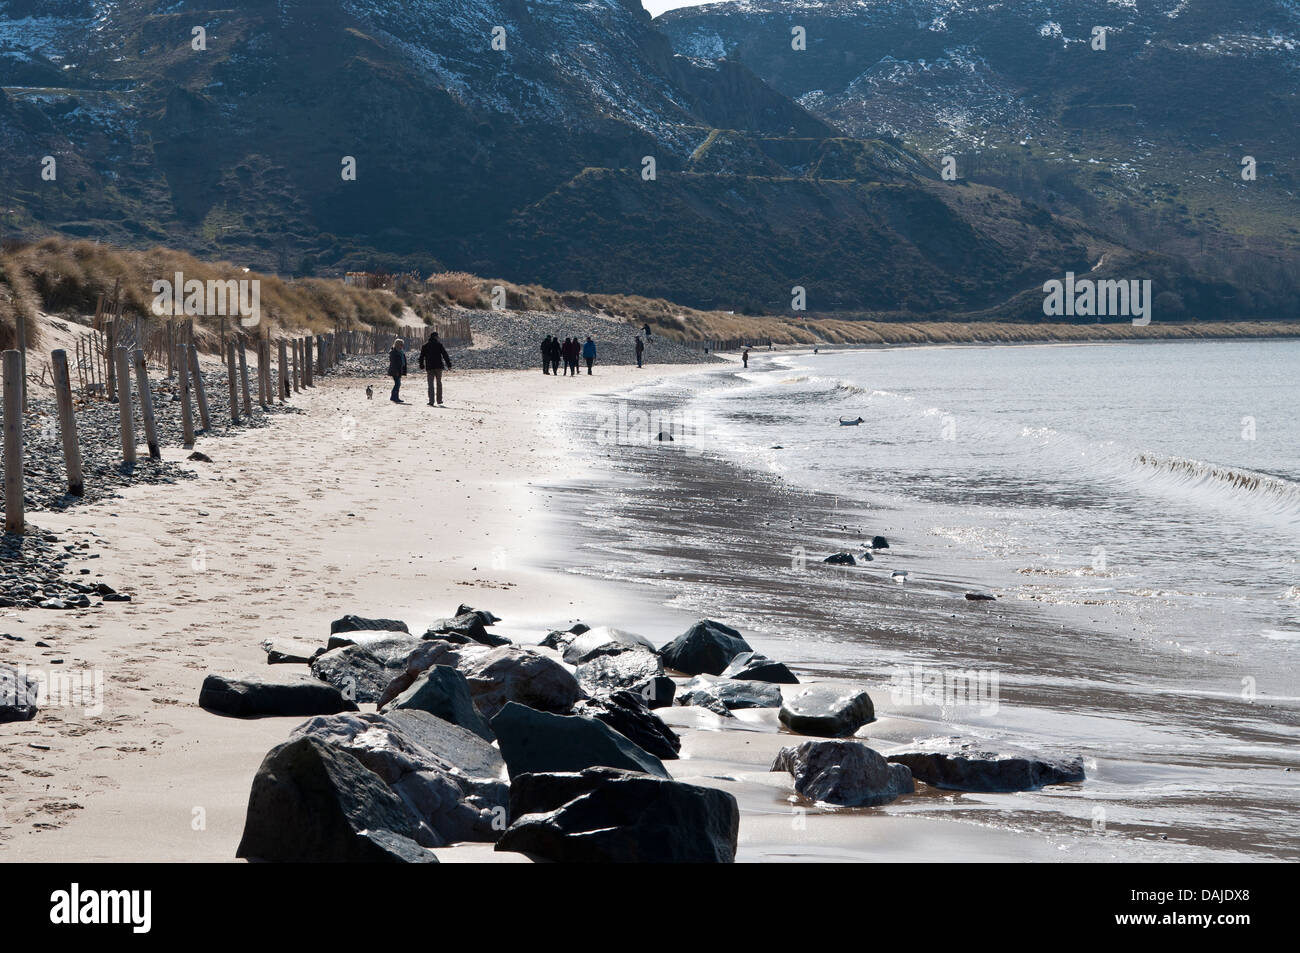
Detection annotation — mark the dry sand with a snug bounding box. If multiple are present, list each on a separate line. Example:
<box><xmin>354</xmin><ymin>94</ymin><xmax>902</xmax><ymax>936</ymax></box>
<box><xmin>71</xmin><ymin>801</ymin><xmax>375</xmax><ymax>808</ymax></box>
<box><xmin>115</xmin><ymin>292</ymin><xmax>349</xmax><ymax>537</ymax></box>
<box><xmin>1</xmin><ymin>361</ymin><xmax>1069</xmax><ymax>862</ymax></box>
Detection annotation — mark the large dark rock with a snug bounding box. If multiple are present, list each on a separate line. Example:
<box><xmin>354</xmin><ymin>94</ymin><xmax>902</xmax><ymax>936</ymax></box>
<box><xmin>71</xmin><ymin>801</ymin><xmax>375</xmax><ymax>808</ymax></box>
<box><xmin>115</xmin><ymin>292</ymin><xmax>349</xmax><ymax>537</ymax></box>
<box><xmin>824</xmin><ymin>552</ymin><xmax>855</xmax><ymax>565</ymax></box>
<box><xmin>538</xmin><ymin>623</ymin><xmax>590</xmax><ymax>654</ymax></box>
<box><xmin>424</xmin><ymin>611</ymin><xmax>510</xmax><ymax>647</ymax></box>
<box><xmin>375</xmin><ymin>640</ymin><xmax>477</xmax><ymax>708</ymax></box>
<box><xmin>721</xmin><ymin>650</ymin><xmax>799</xmax><ymax>684</ymax></box>
<box><xmin>491</xmin><ymin>702</ymin><xmax>669</xmax><ymax>779</ymax></box>
<box><xmin>455</xmin><ymin>604</ymin><xmax>501</xmax><ymax>625</ymax></box>
<box><xmin>236</xmin><ymin>736</ymin><xmax>438</xmax><ymax>863</ymax></box>
<box><xmin>261</xmin><ymin>638</ymin><xmax>324</xmax><ymax>665</ymax></box>
<box><xmin>674</xmin><ymin>679</ymin><xmax>731</xmax><ymax>717</ymax></box>
<box><xmin>574</xmin><ymin>649</ymin><xmax>663</xmax><ymax>696</ymax></box>
<box><xmin>887</xmin><ymin>740</ymin><xmax>1086</xmax><ymax>792</ymax></box>
<box><xmin>562</xmin><ymin>626</ymin><xmax>657</xmax><ymax>665</ymax></box>
<box><xmin>330</xmin><ymin>614</ymin><xmax>410</xmax><ymax>635</ymax></box>
<box><xmin>679</xmin><ymin>675</ymin><xmax>783</xmax><ymax>711</ymax></box>
<box><xmin>572</xmin><ymin>690</ymin><xmax>681</xmax><ymax>760</ymax></box>
<box><xmin>496</xmin><ymin>767</ymin><xmax>739</xmax><ymax>863</ymax></box>
<box><xmin>773</xmin><ymin>740</ymin><xmax>914</xmax><ymax>806</ymax></box>
<box><xmin>871</xmin><ymin>536</ymin><xmax>890</xmax><ymax>549</ymax></box>
<box><xmin>460</xmin><ymin>646</ymin><xmax>583</xmax><ymax>720</ymax></box>
<box><xmin>310</xmin><ymin>635</ymin><xmax>422</xmax><ymax>704</ymax></box>
<box><xmin>382</xmin><ymin>709</ymin><xmax>505</xmax><ymax>782</ymax></box>
<box><xmin>0</xmin><ymin>663</ymin><xmax>38</xmax><ymax>723</ymax></box>
<box><xmin>380</xmin><ymin>665</ymin><xmax>493</xmax><ymax>741</ymax></box>
<box><xmin>779</xmin><ymin>685</ymin><xmax>875</xmax><ymax>737</ymax></box>
<box><xmin>658</xmin><ymin>619</ymin><xmax>752</xmax><ymax>676</ymax></box>
<box><xmin>326</xmin><ymin>630</ymin><xmax>413</xmax><ymax>652</ymax></box>
<box><xmin>199</xmin><ymin>672</ymin><xmax>358</xmax><ymax>718</ymax></box>
<box><xmin>635</xmin><ymin>675</ymin><xmax>676</xmax><ymax>709</ymax></box>
<box><xmin>292</xmin><ymin>713</ymin><xmax>506</xmax><ymax>845</ymax></box>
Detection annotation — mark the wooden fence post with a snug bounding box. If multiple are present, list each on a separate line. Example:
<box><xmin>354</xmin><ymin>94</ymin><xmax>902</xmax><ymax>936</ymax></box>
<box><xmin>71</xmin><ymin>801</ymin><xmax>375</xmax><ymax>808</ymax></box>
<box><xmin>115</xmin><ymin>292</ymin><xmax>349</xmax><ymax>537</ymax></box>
<box><xmin>133</xmin><ymin>349</ymin><xmax>161</xmax><ymax>460</ymax></box>
<box><xmin>237</xmin><ymin>338</ymin><xmax>252</xmax><ymax>416</ymax></box>
<box><xmin>114</xmin><ymin>346</ymin><xmax>136</xmax><ymax>464</ymax></box>
<box><xmin>291</xmin><ymin>338</ymin><xmax>300</xmax><ymax>393</ymax></box>
<box><xmin>227</xmin><ymin>340</ymin><xmax>240</xmax><ymax>424</ymax></box>
<box><xmin>178</xmin><ymin>341</ymin><xmax>195</xmax><ymax>448</ymax></box>
<box><xmin>2</xmin><ymin>351</ymin><xmax>23</xmax><ymax>533</ymax></box>
<box><xmin>50</xmin><ymin>350</ymin><xmax>84</xmax><ymax>496</ymax></box>
<box><xmin>189</xmin><ymin>342</ymin><xmax>210</xmax><ymax>431</ymax></box>
<box><xmin>278</xmin><ymin>339</ymin><xmax>289</xmax><ymax>401</ymax></box>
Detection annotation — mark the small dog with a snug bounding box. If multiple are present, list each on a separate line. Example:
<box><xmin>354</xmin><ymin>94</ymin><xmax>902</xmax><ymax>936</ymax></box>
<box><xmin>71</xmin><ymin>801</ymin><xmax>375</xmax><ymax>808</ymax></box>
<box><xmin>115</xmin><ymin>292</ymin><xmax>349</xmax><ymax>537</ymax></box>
<box><xmin>839</xmin><ymin>416</ymin><xmax>864</xmax><ymax>426</ymax></box>
<box><xmin>365</xmin><ymin>385</ymin><xmax>374</xmax><ymax>399</ymax></box>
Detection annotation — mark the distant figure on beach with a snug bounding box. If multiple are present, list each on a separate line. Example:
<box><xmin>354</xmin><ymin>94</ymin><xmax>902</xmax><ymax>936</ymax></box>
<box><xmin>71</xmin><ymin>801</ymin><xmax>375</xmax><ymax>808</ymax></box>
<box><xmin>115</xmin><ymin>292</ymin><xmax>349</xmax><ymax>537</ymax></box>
<box><xmin>742</xmin><ymin>347</ymin><xmax>749</xmax><ymax>368</ymax></box>
<box><xmin>582</xmin><ymin>337</ymin><xmax>596</xmax><ymax>374</ymax></box>
<box><xmin>541</xmin><ymin>336</ymin><xmax>552</xmax><ymax>375</ymax></box>
<box><xmin>563</xmin><ymin>337</ymin><xmax>580</xmax><ymax>376</ymax></box>
<box><xmin>839</xmin><ymin>416</ymin><xmax>865</xmax><ymax>426</ymax></box>
<box><xmin>419</xmin><ymin>331</ymin><xmax>453</xmax><ymax>406</ymax></box>
<box><xmin>546</xmin><ymin>336</ymin><xmax>561</xmax><ymax>375</ymax></box>
<box><xmin>635</xmin><ymin>335</ymin><xmax>644</xmax><ymax>368</ymax></box>
<box><xmin>642</xmin><ymin>323</ymin><xmax>652</xmax><ymax>339</ymax></box>
<box><xmin>387</xmin><ymin>339</ymin><xmax>407</xmax><ymax>403</ymax></box>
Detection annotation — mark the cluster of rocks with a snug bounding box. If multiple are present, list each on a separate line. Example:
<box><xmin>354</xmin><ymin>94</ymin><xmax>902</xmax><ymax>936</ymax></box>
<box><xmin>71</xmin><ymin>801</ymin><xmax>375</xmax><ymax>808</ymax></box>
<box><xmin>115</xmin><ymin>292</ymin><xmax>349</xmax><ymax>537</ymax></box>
<box><xmin>331</xmin><ymin>310</ymin><xmax>721</xmax><ymax>378</ymax></box>
<box><xmin>823</xmin><ymin>534</ymin><xmax>890</xmax><ymax>566</ymax></box>
<box><xmin>0</xmin><ymin>527</ymin><xmax>129</xmax><ymax>610</ymax></box>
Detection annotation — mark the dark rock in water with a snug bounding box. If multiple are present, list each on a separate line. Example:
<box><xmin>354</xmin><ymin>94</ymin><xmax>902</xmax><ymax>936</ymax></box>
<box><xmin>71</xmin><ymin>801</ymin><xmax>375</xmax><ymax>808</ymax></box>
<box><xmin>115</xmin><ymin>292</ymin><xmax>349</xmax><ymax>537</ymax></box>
<box><xmin>779</xmin><ymin>685</ymin><xmax>875</xmax><ymax>737</ymax></box>
<box><xmin>496</xmin><ymin>767</ymin><xmax>739</xmax><ymax>863</ymax></box>
<box><xmin>375</xmin><ymin>640</ymin><xmax>475</xmax><ymax>708</ymax></box>
<box><xmin>824</xmin><ymin>552</ymin><xmax>855</xmax><ymax>566</ymax></box>
<box><xmin>679</xmin><ymin>675</ymin><xmax>783</xmax><ymax>711</ymax></box>
<box><xmin>633</xmin><ymin>675</ymin><xmax>676</xmax><ymax>709</ymax></box>
<box><xmin>658</xmin><ymin>619</ymin><xmax>753</xmax><ymax>676</ymax></box>
<box><xmin>563</xmin><ymin>626</ymin><xmax>657</xmax><ymax>665</ymax></box>
<box><xmin>455</xmin><ymin>604</ymin><xmax>502</xmax><ymax>625</ymax></box>
<box><xmin>424</xmin><ymin>611</ymin><xmax>510</xmax><ymax>647</ymax></box>
<box><xmin>871</xmin><ymin>536</ymin><xmax>890</xmax><ymax>549</ymax></box>
<box><xmin>721</xmin><ymin>651</ymin><xmax>799</xmax><ymax>684</ymax></box>
<box><xmin>491</xmin><ymin>701</ymin><xmax>669</xmax><ymax>779</ymax></box>
<box><xmin>964</xmin><ymin>592</ymin><xmax>997</xmax><ymax>601</ymax></box>
<box><xmin>382</xmin><ymin>708</ymin><xmax>505</xmax><ymax>782</ymax></box>
<box><xmin>260</xmin><ymin>638</ymin><xmax>324</xmax><ymax>665</ymax></box>
<box><xmin>199</xmin><ymin>672</ymin><xmax>358</xmax><ymax>718</ymax></box>
<box><xmin>773</xmin><ymin>740</ymin><xmax>914</xmax><ymax>806</ymax></box>
<box><xmin>330</xmin><ymin>614</ymin><xmax>410</xmax><ymax>635</ymax></box>
<box><xmin>236</xmin><ymin>736</ymin><xmax>437</xmax><ymax>863</ymax></box>
<box><xmin>310</xmin><ymin>635</ymin><xmax>423</xmax><ymax>705</ymax></box>
<box><xmin>857</xmin><ymin>551</ymin><xmax>874</xmax><ymax>562</ymax></box>
<box><xmin>292</xmin><ymin>712</ymin><xmax>506</xmax><ymax>844</ymax></box>
<box><xmin>381</xmin><ymin>665</ymin><xmax>494</xmax><ymax>741</ymax></box>
<box><xmin>460</xmin><ymin>646</ymin><xmax>583</xmax><ymax>720</ymax></box>
<box><xmin>0</xmin><ymin>663</ymin><xmax>39</xmax><ymax>722</ymax></box>
<box><xmin>187</xmin><ymin>451</ymin><xmax>213</xmax><ymax>462</ymax></box>
<box><xmin>887</xmin><ymin>741</ymin><xmax>1086</xmax><ymax>792</ymax></box>
<box><xmin>574</xmin><ymin>648</ymin><xmax>663</xmax><ymax>696</ymax></box>
<box><xmin>572</xmin><ymin>690</ymin><xmax>681</xmax><ymax>760</ymax></box>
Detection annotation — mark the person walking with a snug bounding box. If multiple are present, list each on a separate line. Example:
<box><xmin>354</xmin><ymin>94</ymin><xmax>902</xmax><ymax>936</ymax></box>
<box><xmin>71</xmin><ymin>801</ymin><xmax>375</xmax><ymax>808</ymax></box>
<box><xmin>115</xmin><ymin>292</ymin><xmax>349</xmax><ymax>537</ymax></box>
<box><xmin>418</xmin><ymin>330</ymin><xmax>453</xmax><ymax>406</ymax></box>
<box><xmin>562</xmin><ymin>337</ymin><xmax>576</xmax><ymax>376</ymax></box>
<box><xmin>387</xmin><ymin>338</ymin><xmax>407</xmax><ymax>403</ymax></box>
<box><xmin>541</xmin><ymin>336</ymin><xmax>552</xmax><ymax>374</ymax></box>
<box><xmin>582</xmin><ymin>337</ymin><xmax>596</xmax><ymax>375</ymax></box>
<box><xmin>548</xmin><ymin>335</ymin><xmax>561</xmax><ymax>376</ymax></box>
<box><xmin>635</xmin><ymin>335</ymin><xmax>644</xmax><ymax>368</ymax></box>
<box><xmin>642</xmin><ymin>322</ymin><xmax>652</xmax><ymax>340</ymax></box>
<box><xmin>742</xmin><ymin>347</ymin><xmax>749</xmax><ymax>368</ymax></box>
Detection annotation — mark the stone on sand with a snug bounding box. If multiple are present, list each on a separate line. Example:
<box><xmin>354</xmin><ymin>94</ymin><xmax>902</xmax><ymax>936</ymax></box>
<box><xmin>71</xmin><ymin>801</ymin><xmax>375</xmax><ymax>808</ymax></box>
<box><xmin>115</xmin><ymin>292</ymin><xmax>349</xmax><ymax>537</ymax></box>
<box><xmin>778</xmin><ymin>685</ymin><xmax>875</xmax><ymax>737</ymax></box>
<box><xmin>721</xmin><ymin>650</ymin><xmax>799</xmax><ymax>684</ymax></box>
<box><xmin>887</xmin><ymin>739</ymin><xmax>1085</xmax><ymax>792</ymax></box>
<box><xmin>491</xmin><ymin>701</ymin><xmax>669</xmax><ymax>779</ymax></box>
<box><xmin>199</xmin><ymin>672</ymin><xmax>358</xmax><ymax>718</ymax></box>
<box><xmin>330</xmin><ymin>614</ymin><xmax>410</xmax><ymax>635</ymax></box>
<box><xmin>380</xmin><ymin>664</ymin><xmax>494</xmax><ymax>741</ymax></box>
<box><xmin>773</xmin><ymin>740</ymin><xmax>914</xmax><ymax>806</ymax></box>
<box><xmin>310</xmin><ymin>634</ymin><xmax>423</xmax><ymax>705</ymax></box>
<box><xmin>460</xmin><ymin>646</ymin><xmax>582</xmax><ymax>720</ymax></box>
<box><xmin>658</xmin><ymin>619</ymin><xmax>752</xmax><ymax>676</ymax></box>
<box><xmin>571</xmin><ymin>689</ymin><xmax>681</xmax><ymax>760</ymax></box>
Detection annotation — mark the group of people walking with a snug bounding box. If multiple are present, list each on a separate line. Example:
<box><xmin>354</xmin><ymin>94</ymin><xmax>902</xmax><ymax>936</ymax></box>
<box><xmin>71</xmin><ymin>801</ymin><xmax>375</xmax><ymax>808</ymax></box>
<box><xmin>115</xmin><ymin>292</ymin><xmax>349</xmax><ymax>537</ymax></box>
<box><xmin>387</xmin><ymin>332</ymin><xmax>453</xmax><ymax>405</ymax></box>
<box><xmin>541</xmin><ymin>336</ymin><xmax>597</xmax><ymax>375</ymax></box>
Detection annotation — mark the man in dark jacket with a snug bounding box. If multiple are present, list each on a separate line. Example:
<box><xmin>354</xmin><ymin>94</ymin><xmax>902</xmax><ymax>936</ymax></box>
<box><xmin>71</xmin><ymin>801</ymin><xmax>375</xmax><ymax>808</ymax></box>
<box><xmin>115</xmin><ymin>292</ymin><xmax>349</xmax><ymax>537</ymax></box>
<box><xmin>387</xmin><ymin>339</ymin><xmax>407</xmax><ymax>403</ymax></box>
<box><xmin>634</xmin><ymin>335</ymin><xmax>644</xmax><ymax>368</ymax></box>
<box><xmin>418</xmin><ymin>331</ymin><xmax>453</xmax><ymax>406</ymax></box>
<box><xmin>541</xmin><ymin>336</ymin><xmax>552</xmax><ymax>374</ymax></box>
<box><xmin>548</xmin><ymin>336</ymin><xmax>561</xmax><ymax>375</ymax></box>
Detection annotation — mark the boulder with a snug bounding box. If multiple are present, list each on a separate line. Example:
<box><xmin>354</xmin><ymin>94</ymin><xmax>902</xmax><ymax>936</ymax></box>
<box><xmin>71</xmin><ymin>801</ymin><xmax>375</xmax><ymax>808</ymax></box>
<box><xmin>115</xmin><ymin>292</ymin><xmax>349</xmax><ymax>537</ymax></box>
<box><xmin>964</xmin><ymin>592</ymin><xmax>997</xmax><ymax>601</ymax></box>
<box><xmin>260</xmin><ymin>638</ymin><xmax>323</xmax><ymax>665</ymax></box>
<box><xmin>330</xmin><ymin>614</ymin><xmax>410</xmax><ymax>635</ymax></box>
<box><xmin>674</xmin><ymin>680</ymin><xmax>730</xmax><ymax>717</ymax></box>
<box><xmin>496</xmin><ymin>767</ymin><xmax>739</xmax><ymax>863</ymax></box>
<box><xmin>424</xmin><ymin>611</ymin><xmax>510</xmax><ymax>647</ymax></box>
<box><xmin>382</xmin><ymin>708</ymin><xmax>505</xmax><ymax>782</ymax></box>
<box><xmin>291</xmin><ymin>713</ymin><xmax>506</xmax><ymax>844</ymax></box>
<box><xmin>380</xmin><ymin>665</ymin><xmax>493</xmax><ymax>741</ymax></box>
<box><xmin>538</xmin><ymin>623</ymin><xmax>590</xmax><ymax>654</ymax></box>
<box><xmin>574</xmin><ymin>649</ymin><xmax>663</xmax><ymax>696</ymax></box>
<box><xmin>199</xmin><ymin>672</ymin><xmax>358</xmax><ymax>718</ymax></box>
<box><xmin>572</xmin><ymin>690</ymin><xmax>681</xmax><ymax>760</ymax></box>
<box><xmin>460</xmin><ymin>646</ymin><xmax>582</xmax><ymax>720</ymax></box>
<box><xmin>562</xmin><ymin>626</ymin><xmax>657</xmax><ymax>665</ymax></box>
<box><xmin>455</xmin><ymin>604</ymin><xmax>502</xmax><ymax>625</ymax></box>
<box><xmin>721</xmin><ymin>651</ymin><xmax>799</xmax><ymax>684</ymax></box>
<box><xmin>375</xmin><ymin>640</ymin><xmax>476</xmax><ymax>708</ymax></box>
<box><xmin>824</xmin><ymin>552</ymin><xmax>855</xmax><ymax>565</ymax></box>
<box><xmin>0</xmin><ymin>663</ymin><xmax>38</xmax><ymax>723</ymax></box>
<box><xmin>658</xmin><ymin>619</ymin><xmax>752</xmax><ymax>676</ymax></box>
<box><xmin>679</xmin><ymin>674</ymin><xmax>783</xmax><ymax>711</ymax></box>
<box><xmin>634</xmin><ymin>675</ymin><xmax>676</xmax><ymax>709</ymax></box>
<box><xmin>236</xmin><ymin>737</ymin><xmax>438</xmax><ymax>863</ymax></box>
<box><xmin>310</xmin><ymin>635</ymin><xmax>422</xmax><ymax>704</ymax></box>
<box><xmin>779</xmin><ymin>685</ymin><xmax>875</xmax><ymax>737</ymax></box>
<box><xmin>871</xmin><ymin>536</ymin><xmax>890</xmax><ymax>549</ymax></box>
<box><xmin>887</xmin><ymin>740</ymin><xmax>1086</xmax><ymax>792</ymax></box>
<box><xmin>491</xmin><ymin>702</ymin><xmax>669</xmax><ymax>779</ymax></box>
<box><xmin>326</xmin><ymin>630</ymin><xmax>413</xmax><ymax>652</ymax></box>
<box><xmin>773</xmin><ymin>740</ymin><xmax>914</xmax><ymax>806</ymax></box>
